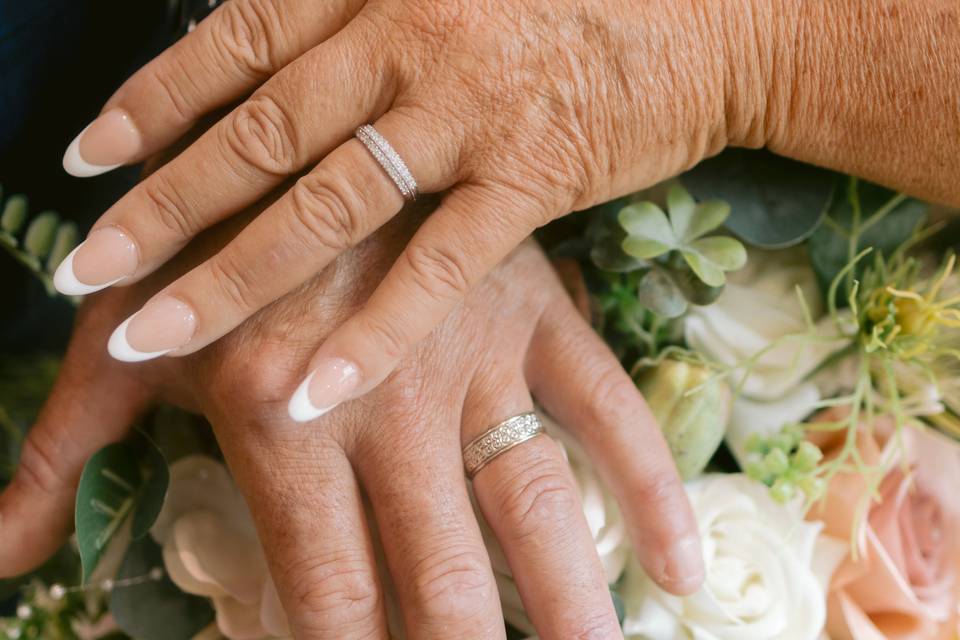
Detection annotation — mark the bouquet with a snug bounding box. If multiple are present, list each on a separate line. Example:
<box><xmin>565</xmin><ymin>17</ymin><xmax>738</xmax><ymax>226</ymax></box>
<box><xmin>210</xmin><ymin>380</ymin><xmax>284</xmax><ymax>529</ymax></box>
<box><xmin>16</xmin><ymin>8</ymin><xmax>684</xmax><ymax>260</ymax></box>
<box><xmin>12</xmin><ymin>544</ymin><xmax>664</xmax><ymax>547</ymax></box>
<box><xmin>2</xmin><ymin>150</ymin><xmax>958</xmax><ymax>639</ymax></box>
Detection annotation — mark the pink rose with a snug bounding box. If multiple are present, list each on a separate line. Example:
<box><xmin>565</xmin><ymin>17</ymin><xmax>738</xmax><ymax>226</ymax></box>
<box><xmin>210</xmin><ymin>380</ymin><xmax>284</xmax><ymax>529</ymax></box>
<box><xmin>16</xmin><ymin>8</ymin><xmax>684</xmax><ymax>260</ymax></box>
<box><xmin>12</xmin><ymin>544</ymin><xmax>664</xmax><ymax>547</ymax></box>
<box><xmin>810</xmin><ymin>410</ymin><xmax>960</xmax><ymax>640</ymax></box>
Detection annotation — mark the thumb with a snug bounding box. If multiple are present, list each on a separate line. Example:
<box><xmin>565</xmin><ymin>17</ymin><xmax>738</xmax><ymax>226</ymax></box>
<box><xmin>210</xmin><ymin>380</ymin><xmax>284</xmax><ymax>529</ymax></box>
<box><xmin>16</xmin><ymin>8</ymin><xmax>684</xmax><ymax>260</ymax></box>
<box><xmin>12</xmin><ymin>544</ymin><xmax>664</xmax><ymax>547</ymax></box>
<box><xmin>0</xmin><ymin>322</ymin><xmax>152</xmax><ymax>578</ymax></box>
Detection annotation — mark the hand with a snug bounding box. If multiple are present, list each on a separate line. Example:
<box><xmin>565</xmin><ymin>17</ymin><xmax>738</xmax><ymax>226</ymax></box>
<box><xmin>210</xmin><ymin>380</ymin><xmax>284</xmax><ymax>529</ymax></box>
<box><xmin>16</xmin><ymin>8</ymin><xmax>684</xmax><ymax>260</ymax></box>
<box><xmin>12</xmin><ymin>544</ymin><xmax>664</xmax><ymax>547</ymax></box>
<box><xmin>52</xmin><ymin>0</ymin><xmax>765</xmax><ymax>419</ymax></box>
<box><xmin>4</xmin><ymin>203</ymin><xmax>703</xmax><ymax>638</ymax></box>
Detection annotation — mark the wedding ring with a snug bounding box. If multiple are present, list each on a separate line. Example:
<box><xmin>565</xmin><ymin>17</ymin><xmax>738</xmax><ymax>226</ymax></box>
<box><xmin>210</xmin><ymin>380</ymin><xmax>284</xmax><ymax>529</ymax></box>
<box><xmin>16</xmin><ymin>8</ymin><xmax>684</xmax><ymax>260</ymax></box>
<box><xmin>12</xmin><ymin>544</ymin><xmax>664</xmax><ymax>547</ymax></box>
<box><xmin>462</xmin><ymin>412</ymin><xmax>544</xmax><ymax>479</ymax></box>
<box><xmin>355</xmin><ymin>124</ymin><xmax>419</xmax><ymax>201</ymax></box>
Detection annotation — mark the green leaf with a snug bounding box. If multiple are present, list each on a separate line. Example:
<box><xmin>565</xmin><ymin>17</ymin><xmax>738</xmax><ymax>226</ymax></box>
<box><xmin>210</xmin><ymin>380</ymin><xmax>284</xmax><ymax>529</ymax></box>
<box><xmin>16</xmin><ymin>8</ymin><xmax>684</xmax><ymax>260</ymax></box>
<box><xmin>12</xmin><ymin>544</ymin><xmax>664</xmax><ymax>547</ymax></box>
<box><xmin>664</xmin><ymin>259</ymin><xmax>725</xmax><ymax>306</ymax></box>
<box><xmin>45</xmin><ymin>221</ymin><xmax>79</xmax><ymax>274</ymax></box>
<box><xmin>75</xmin><ymin>433</ymin><xmax>169</xmax><ymax>581</ymax></box>
<box><xmin>682</xmin><ymin>149</ymin><xmax>837</xmax><ymax>248</ymax></box>
<box><xmin>132</xmin><ymin>436</ymin><xmax>169</xmax><ymax>539</ymax></box>
<box><xmin>686</xmin><ymin>200</ymin><xmax>731</xmax><ymax>241</ymax></box>
<box><xmin>621</xmin><ymin>236</ymin><xmax>671</xmax><ymax>260</ymax></box>
<box><xmin>110</xmin><ymin>537</ymin><xmax>214</xmax><ymax>640</ymax></box>
<box><xmin>682</xmin><ymin>250</ymin><xmax>726</xmax><ymax>287</ymax></box>
<box><xmin>667</xmin><ymin>184</ymin><xmax>697</xmax><ymax>240</ymax></box>
<box><xmin>808</xmin><ymin>179</ymin><xmax>927</xmax><ymax>301</ymax></box>
<box><xmin>637</xmin><ymin>268</ymin><xmax>688</xmax><ymax>318</ymax></box>
<box><xmin>618</xmin><ymin>202</ymin><xmax>675</xmax><ymax>246</ymax></box>
<box><xmin>23</xmin><ymin>211</ymin><xmax>59</xmax><ymax>258</ymax></box>
<box><xmin>689</xmin><ymin>236</ymin><xmax>747</xmax><ymax>271</ymax></box>
<box><xmin>1</xmin><ymin>194</ymin><xmax>28</xmax><ymax>235</ymax></box>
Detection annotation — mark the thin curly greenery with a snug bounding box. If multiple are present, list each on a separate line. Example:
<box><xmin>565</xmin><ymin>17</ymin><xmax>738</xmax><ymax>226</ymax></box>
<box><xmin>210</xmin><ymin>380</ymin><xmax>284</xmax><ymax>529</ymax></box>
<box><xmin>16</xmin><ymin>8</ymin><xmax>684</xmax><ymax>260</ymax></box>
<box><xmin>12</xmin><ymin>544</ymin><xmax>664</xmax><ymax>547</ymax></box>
<box><xmin>693</xmin><ymin>190</ymin><xmax>959</xmax><ymax>551</ymax></box>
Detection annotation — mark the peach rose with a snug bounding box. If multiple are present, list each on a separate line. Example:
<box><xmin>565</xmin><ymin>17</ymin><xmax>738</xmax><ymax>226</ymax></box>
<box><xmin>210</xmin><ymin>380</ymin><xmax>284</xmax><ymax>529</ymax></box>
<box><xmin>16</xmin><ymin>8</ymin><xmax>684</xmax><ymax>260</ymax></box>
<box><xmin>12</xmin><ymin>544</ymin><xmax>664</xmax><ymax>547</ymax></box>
<box><xmin>810</xmin><ymin>411</ymin><xmax>960</xmax><ymax>640</ymax></box>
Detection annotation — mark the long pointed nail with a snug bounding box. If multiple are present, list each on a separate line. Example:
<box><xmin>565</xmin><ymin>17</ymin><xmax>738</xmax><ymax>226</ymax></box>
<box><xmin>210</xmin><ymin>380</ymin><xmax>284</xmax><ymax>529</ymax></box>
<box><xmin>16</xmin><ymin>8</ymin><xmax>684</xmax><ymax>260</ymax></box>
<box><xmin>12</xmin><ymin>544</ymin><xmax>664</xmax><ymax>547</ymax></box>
<box><xmin>108</xmin><ymin>297</ymin><xmax>196</xmax><ymax>362</ymax></box>
<box><xmin>53</xmin><ymin>226</ymin><xmax>138</xmax><ymax>295</ymax></box>
<box><xmin>288</xmin><ymin>358</ymin><xmax>360</xmax><ymax>423</ymax></box>
<box><xmin>63</xmin><ymin>109</ymin><xmax>141</xmax><ymax>177</ymax></box>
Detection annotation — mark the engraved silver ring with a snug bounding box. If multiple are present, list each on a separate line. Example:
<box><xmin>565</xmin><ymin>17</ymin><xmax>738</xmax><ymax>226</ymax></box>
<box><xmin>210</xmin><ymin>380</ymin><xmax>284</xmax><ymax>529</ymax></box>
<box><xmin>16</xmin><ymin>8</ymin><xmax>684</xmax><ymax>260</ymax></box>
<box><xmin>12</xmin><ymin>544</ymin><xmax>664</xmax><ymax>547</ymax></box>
<box><xmin>355</xmin><ymin>124</ymin><xmax>419</xmax><ymax>201</ymax></box>
<box><xmin>462</xmin><ymin>412</ymin><xmax>544</xmax><ymax>479</ymax></box>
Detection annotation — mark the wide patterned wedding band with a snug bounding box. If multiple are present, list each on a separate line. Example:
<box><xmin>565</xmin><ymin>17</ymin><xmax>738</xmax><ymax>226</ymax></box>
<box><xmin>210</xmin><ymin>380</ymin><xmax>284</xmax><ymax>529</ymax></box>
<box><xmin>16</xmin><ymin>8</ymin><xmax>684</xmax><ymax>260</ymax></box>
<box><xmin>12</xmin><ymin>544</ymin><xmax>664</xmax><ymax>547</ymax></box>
<box><xmin>462</xmin><ymin>412</ymin><xmax>544</xmax><ymax>479</ymax></box>
<box><xmin>355</xmin><ymin>124</ymin><xmax>419</xmax><ymax>201</ymax></box>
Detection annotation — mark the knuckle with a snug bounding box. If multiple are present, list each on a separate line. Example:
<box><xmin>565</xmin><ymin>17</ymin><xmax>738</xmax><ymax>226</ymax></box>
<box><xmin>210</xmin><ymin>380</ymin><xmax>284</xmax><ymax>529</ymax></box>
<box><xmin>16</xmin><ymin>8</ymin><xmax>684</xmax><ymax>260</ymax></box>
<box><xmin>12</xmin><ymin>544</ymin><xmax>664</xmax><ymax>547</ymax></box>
<box><xmin>214</xmin><ymin>0</ymin><xmax>280</xmax><ymax>76</ymax></box>
<box><xmin>352</xmin><ymin>313</ymin><xmax>409</xmax><ymax>364</ymax></box>
<box><xmin>580</xmin><ymin>363</ymin><xmax>640</xmax><ymax>427</ymax></box>
<box><xmin>630</xmin><ymin>471</ymin><xmax>685</xmax><ymax>517</ymax></box>
<box><xmin>401</xmin><ymin>243</ymin><xmax>471</xmax><ymax>302</ymax></box>
<box><xmin>225</xmin><ymin>93</ymin><xmax>299</xmax><ymax>175</ymax></box>
<box><xmin>289</xmin><ymin>172</ymin><xmax>363</xmax><ymax>252</ymax></box>
<box><xmin>206</xmin><ymin>254</ymin><xmax>262</xmax><ymax>313</ymax></box>
<box><xmin>150</xmin><ymin>60</ymin><xmax>202</xmax><ymax>124</ymax></box>
<box><xmin>141</xmin><ymin>175</ymin><xmax>197</xmax><ymax>239</ymax></box>
<box><xmin>497</xmin><ymin>455</ymin><xmax>580</xmax><ymax>541</ymax></box>
<box><xmin>281</xmin><ymin>552</ymin><xmax>381</xmax><ymax>632</ymax></box>
<box><xmin>408</xmin><ymin>544</ymin><xmax>494</xmax><ymax>624</ymax></box>
<box><xmin>208</xmin><ymin>342</ymin><xmax>288</xmax><ymax>405</ymax></box>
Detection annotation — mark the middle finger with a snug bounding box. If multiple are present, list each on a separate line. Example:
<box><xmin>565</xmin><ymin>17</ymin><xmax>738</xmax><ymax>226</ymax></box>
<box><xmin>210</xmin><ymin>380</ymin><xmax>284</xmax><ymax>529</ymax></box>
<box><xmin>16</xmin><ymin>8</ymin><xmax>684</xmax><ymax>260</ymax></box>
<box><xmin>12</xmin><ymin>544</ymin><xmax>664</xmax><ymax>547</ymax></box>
<box><xmin>464</xmin><ymin>377</ymin><xmax>623</xmax><ymax>640</ymax></box>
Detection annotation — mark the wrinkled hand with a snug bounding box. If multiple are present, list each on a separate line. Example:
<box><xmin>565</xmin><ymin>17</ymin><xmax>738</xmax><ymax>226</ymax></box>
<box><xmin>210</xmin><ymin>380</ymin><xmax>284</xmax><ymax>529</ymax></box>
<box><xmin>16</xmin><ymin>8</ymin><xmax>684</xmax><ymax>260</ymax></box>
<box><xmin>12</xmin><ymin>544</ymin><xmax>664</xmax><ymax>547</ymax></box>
<box><xmin>53</xmin><ymin>0</ymin><xmax>772</xmax><ymax>419</ymax></box>
<box><xmin>3</xmin><ymin>203</ymin><xmax>702</xmax><ymax>638</ymax></box>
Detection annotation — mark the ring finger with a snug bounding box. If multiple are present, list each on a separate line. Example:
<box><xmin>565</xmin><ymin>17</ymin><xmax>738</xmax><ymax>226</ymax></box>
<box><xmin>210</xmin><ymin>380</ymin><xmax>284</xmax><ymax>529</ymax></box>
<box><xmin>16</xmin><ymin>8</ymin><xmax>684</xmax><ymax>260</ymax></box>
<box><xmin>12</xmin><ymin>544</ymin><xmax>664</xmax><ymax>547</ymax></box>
<box><xmin>463</xmin><ymin>378</ymin><xmax>623</xmax><ymax>640</ymax></box>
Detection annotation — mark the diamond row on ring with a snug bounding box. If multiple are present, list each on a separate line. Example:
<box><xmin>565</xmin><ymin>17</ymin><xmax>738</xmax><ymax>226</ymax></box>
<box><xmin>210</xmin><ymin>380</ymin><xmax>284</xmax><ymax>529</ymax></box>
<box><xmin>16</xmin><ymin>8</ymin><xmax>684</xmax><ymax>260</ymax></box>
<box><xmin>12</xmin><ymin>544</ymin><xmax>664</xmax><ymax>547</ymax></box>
<box><xmin>462</xmin><ymin>412</ymin><xmax>544</xmax><ymax>478</ymax></box>
<box><xmin>355</xmin><ymin>124</ymin><xmax>419</xmax><ymax>201</ymax></box>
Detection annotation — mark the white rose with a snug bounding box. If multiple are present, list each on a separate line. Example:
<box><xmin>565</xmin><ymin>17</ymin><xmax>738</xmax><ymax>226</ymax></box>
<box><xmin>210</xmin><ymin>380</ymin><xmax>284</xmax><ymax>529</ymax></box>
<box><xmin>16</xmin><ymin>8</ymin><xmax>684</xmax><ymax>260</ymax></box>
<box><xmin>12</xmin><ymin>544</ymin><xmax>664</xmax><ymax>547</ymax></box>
<box><xmin>684</xmin><ymin>248</ymin><xmax>846</xmax><ymax>462</ymax></box>
<box><xmin>481</xmin><ymin>415</ymin><xmax>631</xmax><ymax>637</ymax></box>
<box><xmin>151</xmin><ymin>456</ymin><xmax>291</xmax><ymax>640</ymax></box>
<box><xmin>621</xmin><ymin>474</ymin><xmax>845</xmax><ymax>640</ymax></box>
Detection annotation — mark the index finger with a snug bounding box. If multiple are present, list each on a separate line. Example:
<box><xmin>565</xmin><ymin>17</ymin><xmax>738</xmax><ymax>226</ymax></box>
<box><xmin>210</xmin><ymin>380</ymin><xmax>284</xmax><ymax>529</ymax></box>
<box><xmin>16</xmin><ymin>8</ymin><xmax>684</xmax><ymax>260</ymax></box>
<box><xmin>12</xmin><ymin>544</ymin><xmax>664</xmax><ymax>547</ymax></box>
<box><xmin>63</xmin><ymin>0</ymin><xmax>363</xmax><ymax>177</ymax></box>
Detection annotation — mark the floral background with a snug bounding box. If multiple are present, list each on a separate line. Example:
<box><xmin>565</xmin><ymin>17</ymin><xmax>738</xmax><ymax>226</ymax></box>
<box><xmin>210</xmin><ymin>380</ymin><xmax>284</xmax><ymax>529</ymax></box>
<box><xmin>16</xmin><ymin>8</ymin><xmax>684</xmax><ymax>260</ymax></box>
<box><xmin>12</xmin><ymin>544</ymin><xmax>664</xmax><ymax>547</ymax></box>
<box><xmin>1</xmin><ymin>5</ymin><xmax>960</xmax><ymax>639</ymax></box>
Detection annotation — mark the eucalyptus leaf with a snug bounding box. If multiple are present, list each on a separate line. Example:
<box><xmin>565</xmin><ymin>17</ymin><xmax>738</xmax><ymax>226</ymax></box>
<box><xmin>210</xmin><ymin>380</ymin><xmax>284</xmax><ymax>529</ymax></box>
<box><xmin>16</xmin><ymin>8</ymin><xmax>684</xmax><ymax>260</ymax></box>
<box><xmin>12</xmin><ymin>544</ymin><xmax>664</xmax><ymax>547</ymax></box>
<box><xmin>637</xmin><ymin>268</ymin><xmax>688</xmax><ymax>318</ymax></box>
<box><xmin>682</xmin><ymin>149</ymin><xmax>838</xmax><ymax>248</ymax></box>
<box><xmin>110</xmin><ymin>537</ymin><xmax>214</xmax><ymax>640</ymax></box>
<box><xmin>808</xmin><ymin>179</ymin><xmax>927</xmax><ymax>301</ymax></box>
<box><xmin>23</xmin><ymin>211</ymin><xmax>60</xmax><ymax>258</ymax></box>
<box><xmin>75</xmin><ymin>433</ymin><xmax>170</xmax><ymax>581</ymax></box>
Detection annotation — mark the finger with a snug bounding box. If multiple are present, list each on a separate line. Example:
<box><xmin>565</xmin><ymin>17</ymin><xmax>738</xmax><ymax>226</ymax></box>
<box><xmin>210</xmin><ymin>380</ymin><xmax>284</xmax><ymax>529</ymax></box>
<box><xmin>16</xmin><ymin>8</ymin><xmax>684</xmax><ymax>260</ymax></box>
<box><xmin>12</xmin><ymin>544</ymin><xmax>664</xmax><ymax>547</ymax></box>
<box><xmin>0</xmin><ymin>319</ymin><xmax>152</xmax><ymax>576</ymax></box>
<box><xmin>526</xmin><ymin>300</ymin><xmax>704</xmax><ymax>595</ymax></box>
<box><xmin>287</xmin><ymin>184</ymin><xmax>542</xmax><ymax>422</ymax></box>
<box><xmin>63</xmin><ymin>0</ymin><xmax>364</xmax><ymax>177</ymax></box>
<box><xmin>54</xmin><ymin>24</ymin><xmax>389</xmax><ymax>297</ymax></box>
<box><xmin>104</xmin><ymin>111</ymin><xmax>458</xmax><ymax>363</ymax></box>
<box><xmin>464</xmin><ymin>379</ymin><xmax>623</xmax><ymax>640</ymax></box>
<box><xmin>212</xmin><ymin>412</ymin><xmax>389</xmax><ymax>639</ymax></box>
<box><xmin>352</xmin><ymin>397</ymin><xmax>504</xmax><ymax>639</ymax></box>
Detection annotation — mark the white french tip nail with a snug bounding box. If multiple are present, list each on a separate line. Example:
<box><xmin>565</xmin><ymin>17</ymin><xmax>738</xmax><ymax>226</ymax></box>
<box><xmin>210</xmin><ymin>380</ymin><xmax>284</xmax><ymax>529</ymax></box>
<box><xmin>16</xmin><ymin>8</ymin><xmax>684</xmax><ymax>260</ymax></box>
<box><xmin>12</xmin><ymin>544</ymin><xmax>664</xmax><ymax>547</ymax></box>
<box><xmin>52</xmin><ymin>244</ymin><xmax>125</xmax><ymax>296</ymax></box>
<box><xmin>107</xmin><ymin>317</ymin><xmax>174</xmax><ymax>363</ymax></box>
<box><xmin>287</xmin><ymin>372</ymin><xmax>334</xmax><ymax>423</ymax></box>
<box><xmin>62</xmin><ymin>124</ymin><xmax>122</xmax><ymax>178</ymax></box>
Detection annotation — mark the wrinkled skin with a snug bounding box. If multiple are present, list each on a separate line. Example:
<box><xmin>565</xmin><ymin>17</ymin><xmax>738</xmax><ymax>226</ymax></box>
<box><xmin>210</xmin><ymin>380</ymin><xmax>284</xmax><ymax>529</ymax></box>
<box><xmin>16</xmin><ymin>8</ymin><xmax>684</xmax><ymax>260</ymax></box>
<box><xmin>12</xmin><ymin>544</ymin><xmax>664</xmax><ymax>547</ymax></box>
<box><xmin>72</xmin><ymin>0</ymin><xmax>960</xmax><ymax>417</ymax></box>
<box><xmin>1</xmin><ymin>199</ymin><xmax>700</xmax><ymax>639</ymax></box>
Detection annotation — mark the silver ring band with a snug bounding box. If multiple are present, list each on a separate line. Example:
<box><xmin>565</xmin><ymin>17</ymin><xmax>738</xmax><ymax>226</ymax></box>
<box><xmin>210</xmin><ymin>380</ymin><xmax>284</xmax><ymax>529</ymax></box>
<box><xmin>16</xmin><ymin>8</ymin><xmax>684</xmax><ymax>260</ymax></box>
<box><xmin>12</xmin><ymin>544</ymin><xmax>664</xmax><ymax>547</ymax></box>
<box><xmin>463</xmin><ymin>412</ymin><xmax>544</xmax><ymax>479</ymax></box>
<box><xmin>355</xmin><ymin>124</ymin><xmax>419</xmax><ymax>201</ymax></box>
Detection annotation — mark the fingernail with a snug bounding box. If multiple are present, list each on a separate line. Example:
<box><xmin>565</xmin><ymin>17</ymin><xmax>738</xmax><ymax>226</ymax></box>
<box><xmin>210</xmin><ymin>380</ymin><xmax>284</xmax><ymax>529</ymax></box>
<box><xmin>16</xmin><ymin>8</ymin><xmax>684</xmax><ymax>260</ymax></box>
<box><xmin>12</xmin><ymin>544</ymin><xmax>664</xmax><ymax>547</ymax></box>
<box><xmin>53</xmin><ymin>226</ymin><xmax>138</xmax><ymax>295</ymax></box>
<box><xmin>108</xmin><ymin>297</ymin><xmax>196</xmax><ymax>362</ymax></box>
<box><xmin>661</xmin><ymin>536</ymin><xmax>705</xmax><ymax>594</ymax></box>
<box><xmin>288</xmin><ymin>358</ymin><xmax>361</xmax><ymax>422</ymax></box>
<box><xmin>63</xmin><ymin>109</ymin><xmax>141</xmax><ymax>177</ymax></box>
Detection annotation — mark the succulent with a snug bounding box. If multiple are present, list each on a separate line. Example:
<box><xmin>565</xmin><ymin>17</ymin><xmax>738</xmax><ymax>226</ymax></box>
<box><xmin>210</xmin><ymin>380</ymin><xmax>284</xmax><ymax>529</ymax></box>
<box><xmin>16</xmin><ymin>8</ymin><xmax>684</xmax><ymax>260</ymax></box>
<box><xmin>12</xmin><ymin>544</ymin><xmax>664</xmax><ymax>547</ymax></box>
<box><xmin>619</xmin><ymin>184</ymin><xmax>747</xmax><ymax>287</ymax></box>
<box><xmin>636</xmin><ymin>357</ymin><xmax>731</xmax><ymax>479</ymax></box>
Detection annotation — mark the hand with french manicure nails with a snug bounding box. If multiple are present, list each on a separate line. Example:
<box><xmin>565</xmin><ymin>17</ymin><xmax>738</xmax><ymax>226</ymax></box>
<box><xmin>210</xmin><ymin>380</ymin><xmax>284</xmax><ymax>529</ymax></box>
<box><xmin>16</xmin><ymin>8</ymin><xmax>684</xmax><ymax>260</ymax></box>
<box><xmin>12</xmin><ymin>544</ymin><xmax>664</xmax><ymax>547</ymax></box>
<box><xmin>54</xmin><ymin>0</ymin><xmax>960</xmax><ymax>421</ymax></box>
<box><xmin>6</xmin><ymin>198</ymin><xmax>704</xmax><ymax>639</ymax></box>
